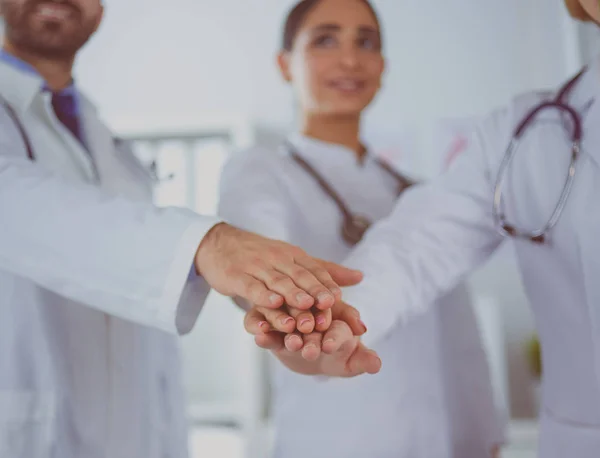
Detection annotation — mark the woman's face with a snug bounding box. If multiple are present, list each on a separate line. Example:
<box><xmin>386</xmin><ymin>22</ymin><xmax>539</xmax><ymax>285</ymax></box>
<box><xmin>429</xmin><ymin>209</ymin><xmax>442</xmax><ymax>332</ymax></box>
<box><xmin>279</xmin><ymin>0</ymin><xmax>385</xmax><ymax>118</ymax></box>
<box><xmin>577</xmin><ymin>0</ymin><xmax>600</xmax><ymax>22</ymax></box>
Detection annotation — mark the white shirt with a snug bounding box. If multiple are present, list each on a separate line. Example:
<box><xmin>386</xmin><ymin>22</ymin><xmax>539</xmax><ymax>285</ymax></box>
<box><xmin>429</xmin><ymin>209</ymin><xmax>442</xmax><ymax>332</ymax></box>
<box><xmin>339</xmin><ymin>59</ymin><xmax>600</xmax><ymax>458</ymax></box>
<box><xmin>218</xmin><ymin>133</ymin><xmax>503</xmax><ymax>458</ymax></box>
<box><xmin>0</xmin><ymin>60</ymin><xmax>218</xmax><ymax>458</ymax></box>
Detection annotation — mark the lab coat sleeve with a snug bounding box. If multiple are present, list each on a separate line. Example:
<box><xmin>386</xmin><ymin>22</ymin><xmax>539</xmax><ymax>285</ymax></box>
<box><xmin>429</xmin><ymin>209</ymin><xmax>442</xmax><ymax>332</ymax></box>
<box><xmin>0</xmin><ymin>108</ymin><xmax>219</xmax><ymax>335</ymax></box>
<box><xmin>218</xmin><ymin>148</ymin><xmax>291</xmax><ymax>241</ymax></box>
<box><xmin>342</xmin><ymin>112</ymin><xmax>507</xmax><ymax>347</ymax></box>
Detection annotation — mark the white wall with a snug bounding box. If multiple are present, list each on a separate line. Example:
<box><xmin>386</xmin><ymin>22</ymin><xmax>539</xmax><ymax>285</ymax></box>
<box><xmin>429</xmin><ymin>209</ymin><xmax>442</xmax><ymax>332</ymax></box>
<box><xmin>74</xmin><ymin>0</ymin><xmax>582</xmax><ymax>418</ymax></box>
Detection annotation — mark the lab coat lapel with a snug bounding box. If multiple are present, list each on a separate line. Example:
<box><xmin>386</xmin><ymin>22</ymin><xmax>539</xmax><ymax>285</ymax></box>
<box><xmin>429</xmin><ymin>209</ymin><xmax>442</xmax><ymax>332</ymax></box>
<box><xmin>0</xmin><ymin>61</ymin><xmax>98</xmax><ymax>180</ymax></box>
<box><xmin>573</xmin><ymin>63</ymin><xmax>600</xmax><ymax>382</ymax></box>
<box><xmin>575</xmin><ymin>169</ymin><xmax>600</xmax><ymax>388</ymax></box>
<box><xmin>78</xmin><ymin>95</ymin><xmax>154</xmax><ymax>201</ymax></box>
<box><xmin>36</xmin><ymin>90</ymin><xmax>99</xmax><ymax>182</ymax></box>
<box><xmin>538</xmin><ymin>62</ymin><xmax>600</xmax><ymax>392</ymax></box>
<box><xmin>0</xmin><ymin>61</ymin><xmax>40</xmax><ymax>113</ymax></box>
<box><xmin>573</xmin><ymin>60</ymin><xmax>600</xmax><ymax>171</ymax></box>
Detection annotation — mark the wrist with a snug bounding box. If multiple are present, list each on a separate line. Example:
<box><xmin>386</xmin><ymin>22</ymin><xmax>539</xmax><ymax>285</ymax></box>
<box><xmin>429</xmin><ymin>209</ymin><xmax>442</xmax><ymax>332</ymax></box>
<box><xmin>194</xmin><ymin>222</ymin><xmax>228</xmax><ymax>276</ymax></box>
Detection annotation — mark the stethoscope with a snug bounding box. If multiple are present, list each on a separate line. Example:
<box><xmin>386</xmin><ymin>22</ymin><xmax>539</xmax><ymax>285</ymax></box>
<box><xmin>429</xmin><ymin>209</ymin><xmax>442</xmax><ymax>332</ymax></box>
<box><xmin>289</xmin><ymin>64</ymin><xmax>584</xmax><ymax>248</ymax></box>
<box><xmin>0</xmin><ymin>97</ymin><xmax>173</xmax><ymax>182</ymax></box>
<box><xmin>286</xmin><ymin>142</ymin><xmax>414</xmax><ymax>246</ymax></box>
<box><xmin>492</xmin><ymin>68</ymin><xmax>585</xmax><ymax>244</ymax></box>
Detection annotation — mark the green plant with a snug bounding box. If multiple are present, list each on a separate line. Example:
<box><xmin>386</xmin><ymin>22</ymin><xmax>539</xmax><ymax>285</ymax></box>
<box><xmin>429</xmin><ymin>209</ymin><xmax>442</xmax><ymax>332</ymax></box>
<box><xmin>525</xmin><ymin>335</ymin><xmax>542</xmax><ymax>380</ymax></box>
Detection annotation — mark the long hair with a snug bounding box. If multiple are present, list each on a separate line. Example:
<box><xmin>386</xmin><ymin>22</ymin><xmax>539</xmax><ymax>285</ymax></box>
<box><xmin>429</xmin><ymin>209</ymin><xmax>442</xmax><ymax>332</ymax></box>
<box><xmin>281</xmin><ymin>0</ymin><xmax>382</xmax><ymax>51</ymax></box>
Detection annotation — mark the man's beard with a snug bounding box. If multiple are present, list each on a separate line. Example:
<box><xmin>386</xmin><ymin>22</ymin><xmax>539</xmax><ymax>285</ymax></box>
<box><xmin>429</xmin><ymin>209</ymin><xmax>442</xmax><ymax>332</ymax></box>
<box><xmin>2</xmin><ymin>0</ymin><xmax>97</xmax><ymax>60</ymax></box>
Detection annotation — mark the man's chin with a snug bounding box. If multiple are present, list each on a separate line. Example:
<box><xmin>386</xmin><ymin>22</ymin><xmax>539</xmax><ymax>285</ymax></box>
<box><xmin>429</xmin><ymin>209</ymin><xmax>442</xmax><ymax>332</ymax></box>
<box><xmin>19</xmin><ymin>44</ymin><xmax>76</xmax><ymax>61</ymax></box>
<box><xmin>15</xmin><ymin>32</ymin><xmax>86</xmax><ymax>60</ymax></box>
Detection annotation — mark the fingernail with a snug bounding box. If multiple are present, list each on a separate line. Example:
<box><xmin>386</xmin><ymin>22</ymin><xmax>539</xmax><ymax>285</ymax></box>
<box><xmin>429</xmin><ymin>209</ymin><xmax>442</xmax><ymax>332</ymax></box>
<box><xmin>299</xmin><ymin>318</ymin><xmax>312</xmax><ymax>328</ymax></box>
<box><xmin>287</xmin><ymin>335</ymin><xmax>302</xmax><ymax>347</ymax></box>
<box><xmin>258</xmin><ymin>321</ymin><xmax>269</xmax><ymax>332</ymax></box>
<box><xmin>323</xmin><ymin>338</ymin><xmax>335</xmax><ymax>346</ymax></box>
<box><xmin>317</xmin><ymin>292</ymin><xmax>333</xmax><ymax>304</ymax></box>
<box><xmin>303</xmin><ymin>343</ymin><xmax>318</xmax><ymax>354</ymax></box>
<box><xmin>270</xmin><ymin>294</ymin><xmax>282</xmax><ymax>305</ymax></box>
<box><xmin>359</xmin><ymin>320</ymin><xmax>367</xmax><ymax>333</ymax></box>
<box><xmin>282</xmin><ymin>317</ymin><xmax>294</xmax><ymax>326</ymax></box>
<box><xmin>296</xmin><ymin>292</ymin><xmax>312</xmax><ymax>304</ymax></box>
<box><xmin>316</xmin><ymin>315</ymin><xmax>326</xmax><ymax>326</ymax></box>
<box><xmin>331</xmin><ymin>287</ymin><xmax>341</xmax><ymax>297</ymax></box>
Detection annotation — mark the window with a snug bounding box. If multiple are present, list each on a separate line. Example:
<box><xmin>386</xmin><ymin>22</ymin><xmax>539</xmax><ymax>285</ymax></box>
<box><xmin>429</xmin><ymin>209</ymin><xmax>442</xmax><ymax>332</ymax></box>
<box><xmin>123</xmin><ymin>122</ymin><xmax>271</xmax><ymax>458</ymax></box>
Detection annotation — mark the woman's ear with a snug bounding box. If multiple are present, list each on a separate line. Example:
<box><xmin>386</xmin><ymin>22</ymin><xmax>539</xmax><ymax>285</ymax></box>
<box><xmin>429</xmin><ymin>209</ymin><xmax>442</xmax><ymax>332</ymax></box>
<box><xmin>277</xmin><ymin>51</ymin><xmax>292</xmax><ymax>82</ymax></box>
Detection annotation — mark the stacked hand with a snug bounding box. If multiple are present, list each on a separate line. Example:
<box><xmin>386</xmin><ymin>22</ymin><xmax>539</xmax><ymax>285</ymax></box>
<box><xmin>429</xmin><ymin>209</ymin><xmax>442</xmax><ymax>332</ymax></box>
<box><xmin>244</xmin><ymin>300</ymin><xmax>382</xmax><ymax>377</ymax></box>
<box><xmin>195</xmin><ymin>223</ymin><xmax>381</xmax><ymax>377</ymax></box>
<box><xmin>196</xmin><ymin>223</ymin><xmax>362</xmax><ymax>310</ymax></box>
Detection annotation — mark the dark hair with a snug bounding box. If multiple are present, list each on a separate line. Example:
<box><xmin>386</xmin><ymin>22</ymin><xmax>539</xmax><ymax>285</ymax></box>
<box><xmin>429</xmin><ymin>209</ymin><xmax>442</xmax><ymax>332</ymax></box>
<box><xmin>281</xmin><ymin>0</ymin><xmax>382</xmax><ymax>51</ymax></box>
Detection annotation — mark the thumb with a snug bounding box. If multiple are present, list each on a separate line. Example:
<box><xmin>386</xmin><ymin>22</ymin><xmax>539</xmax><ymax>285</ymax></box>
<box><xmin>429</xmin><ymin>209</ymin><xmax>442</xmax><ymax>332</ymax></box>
<box><xmin>347</xmin><ymin>342</ymin><xmax>382</xmax><ymax>376</ymax></box>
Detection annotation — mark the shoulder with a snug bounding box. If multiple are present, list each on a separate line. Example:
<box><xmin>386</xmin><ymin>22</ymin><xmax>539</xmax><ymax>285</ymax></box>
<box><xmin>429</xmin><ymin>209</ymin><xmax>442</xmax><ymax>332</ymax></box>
<box><xmin>478</xmin><ymin>89</ymin><xmax>552</xmax><ymax>139</ymax></box>
<box><xmin>461</xmin><ymin>89</ymin><xmax>554</xmax><ymax>170</ymax></box>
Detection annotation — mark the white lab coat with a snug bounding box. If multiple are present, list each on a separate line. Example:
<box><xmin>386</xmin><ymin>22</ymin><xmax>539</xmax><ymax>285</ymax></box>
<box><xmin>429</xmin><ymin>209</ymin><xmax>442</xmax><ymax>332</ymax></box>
<box><xmin>218</xmin><ymin>134</ymin><xmax>503</xmax><ymax>458</ymax></box>
<box><xmin>0</xmin><ymin>61</ymin><xmax>219</xmax><ymax>458</ymax></box>
<box><xmin>339</xmin><ymin>59</ymin><xmax>600</xmax><ymax>458</ymax></box>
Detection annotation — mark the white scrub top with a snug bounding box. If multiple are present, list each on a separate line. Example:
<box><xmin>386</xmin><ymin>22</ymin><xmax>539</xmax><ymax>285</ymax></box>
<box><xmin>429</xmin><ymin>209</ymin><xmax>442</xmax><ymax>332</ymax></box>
<box><xmin>0</xmin><ymin>60</ymin><xmax>218</xmax><ymax>458</ymax></box>
<box><xmin>218</xmin><ymin>133</ymin><xmax>503</xmax><ymax>458</ymax></box>
<box><xmin>339</xmin><ymin>59</ymin><xmax>600</xmax><ymax>458</ymax></box>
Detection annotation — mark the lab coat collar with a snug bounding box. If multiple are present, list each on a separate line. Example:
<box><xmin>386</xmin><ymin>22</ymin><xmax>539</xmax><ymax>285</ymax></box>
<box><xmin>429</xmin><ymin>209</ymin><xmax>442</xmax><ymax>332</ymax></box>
<box><xmin>0</xmin><ymin>59</ymin><xmax>44</xmax><ymax>114</ymax></box>
<box><xmin>285</xmin><ymin>132</ymin><xmax>376</xmax><ymax>170</ymax></box>
<box><xmin>0</xmin><ymin>54</ymin><xmax>98</xmax><ymax>116</ymax></box>
<box><xmin>76</xmin><ymin>91</ymin><xmax>99</xmax><ymax>117</ymax></box>
<box><xmin>569</xmin><ymin>56</ymin><xmax>600</xmax><ymax>168</ymax></box>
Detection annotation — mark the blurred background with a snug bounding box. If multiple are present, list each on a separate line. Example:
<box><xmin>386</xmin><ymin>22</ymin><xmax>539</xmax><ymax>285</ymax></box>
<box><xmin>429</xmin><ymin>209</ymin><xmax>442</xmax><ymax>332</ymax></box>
<box><xmin>16</xmin><ymin>0</ymin><xmax>600</xmax><ymax>456</ymax></box>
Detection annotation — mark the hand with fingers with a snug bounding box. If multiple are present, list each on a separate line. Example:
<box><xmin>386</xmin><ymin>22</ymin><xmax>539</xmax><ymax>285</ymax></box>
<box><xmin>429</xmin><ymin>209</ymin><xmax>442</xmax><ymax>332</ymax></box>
<box><xmin>244</xmin><ymin>301</ymin><xmax>380</xmax><ymax>377</ymax></box>
<box><xmin>194</xmin><ymin>223</ymin><xmax>363</xmax><ymax>311</ymax></box>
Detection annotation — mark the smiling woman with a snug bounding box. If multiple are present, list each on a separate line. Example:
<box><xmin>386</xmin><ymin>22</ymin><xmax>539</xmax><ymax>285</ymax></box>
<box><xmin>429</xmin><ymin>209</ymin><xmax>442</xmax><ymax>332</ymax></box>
<box><xmin>277</xmin><ymin>0</ymin><xmax>383</xmax><ymax>127</ymax></box>
<box><xmin>218</xmin><ymin>0</ymin><xmax>504</xmax><ymax>457</ymax></box>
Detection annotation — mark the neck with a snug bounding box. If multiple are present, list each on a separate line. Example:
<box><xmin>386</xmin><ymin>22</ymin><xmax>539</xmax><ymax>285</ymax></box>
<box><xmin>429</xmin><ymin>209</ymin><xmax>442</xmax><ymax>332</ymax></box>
<box><xmin>3</xmin><ymin>41</ymin><xmax>75</xmax><ymax>91</ymax></box>
<box><xmin>301</xmin><ymin>113</ymin><xmax>365</xmax><ymax>161</ymax></box>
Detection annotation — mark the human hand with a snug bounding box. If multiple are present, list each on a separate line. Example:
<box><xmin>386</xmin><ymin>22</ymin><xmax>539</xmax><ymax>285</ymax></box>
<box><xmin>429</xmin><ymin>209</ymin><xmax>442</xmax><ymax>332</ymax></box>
<box><xmin>245</xmin><ymin>300</ymin><xmax>366</xmax><ymax>346</ymax></box>
<box><xmin>244</xmin><ymin>300</ymin><xmax>376</xmax><ymax>376</ymax></box>
<box><xmin>245</xmin><ymin>314</ymin><xmax>381</xmax><ymax>377</ymax></box>
<box><xmin>195</xmin><ymin>223</ymin><xmax>363</xmax><ymax>311</ymax></box>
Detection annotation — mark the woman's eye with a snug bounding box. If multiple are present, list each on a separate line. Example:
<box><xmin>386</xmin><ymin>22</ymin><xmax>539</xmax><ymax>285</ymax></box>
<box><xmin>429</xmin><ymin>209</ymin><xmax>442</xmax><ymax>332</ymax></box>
<box><xmin>357</xmin><ymin>36</ymin><xmax>378</xmax><ymax>50</ymax></box>
<box><xmin>313</xmin><ymin>34</ymin><xmax>336</xmax><ymax>48</ymax></box>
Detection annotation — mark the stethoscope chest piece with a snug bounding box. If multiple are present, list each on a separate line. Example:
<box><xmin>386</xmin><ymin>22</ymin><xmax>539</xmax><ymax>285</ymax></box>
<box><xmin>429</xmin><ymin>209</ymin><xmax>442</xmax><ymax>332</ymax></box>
<box><xmin>342</xmin><ymin>214</ymin><xmax>372</xmax><ymax>246</ymax></box>
<box><xmin>286</xmin><ymin>141</ymin><xmax>413</xmax><ymax>248</ymax></box>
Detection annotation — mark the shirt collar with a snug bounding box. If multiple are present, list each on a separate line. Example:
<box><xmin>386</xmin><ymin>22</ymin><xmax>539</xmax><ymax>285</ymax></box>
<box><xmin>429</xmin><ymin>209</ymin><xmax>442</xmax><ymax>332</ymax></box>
<box><xmin>284</xmin><ymin>132</ymin><xmax>375</xmax><ymax>170</ymax></box>
<box><xmin>0</xmin><ymin>49</ymin><xmax>79</xmax><ymax>105</ymax></box>
<box><xmin>0</xmin><ymin>49</ymin><xmax>40</xmax><ymax>77</ymax></box>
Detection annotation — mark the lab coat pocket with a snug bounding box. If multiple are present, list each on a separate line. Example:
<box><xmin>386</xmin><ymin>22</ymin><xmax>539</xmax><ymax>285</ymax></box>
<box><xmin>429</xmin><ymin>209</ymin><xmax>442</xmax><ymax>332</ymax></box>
<box><xmin>0</xmin><ymin>390</ymin><xmax>56</xmax><ymax>458</ymax></box>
